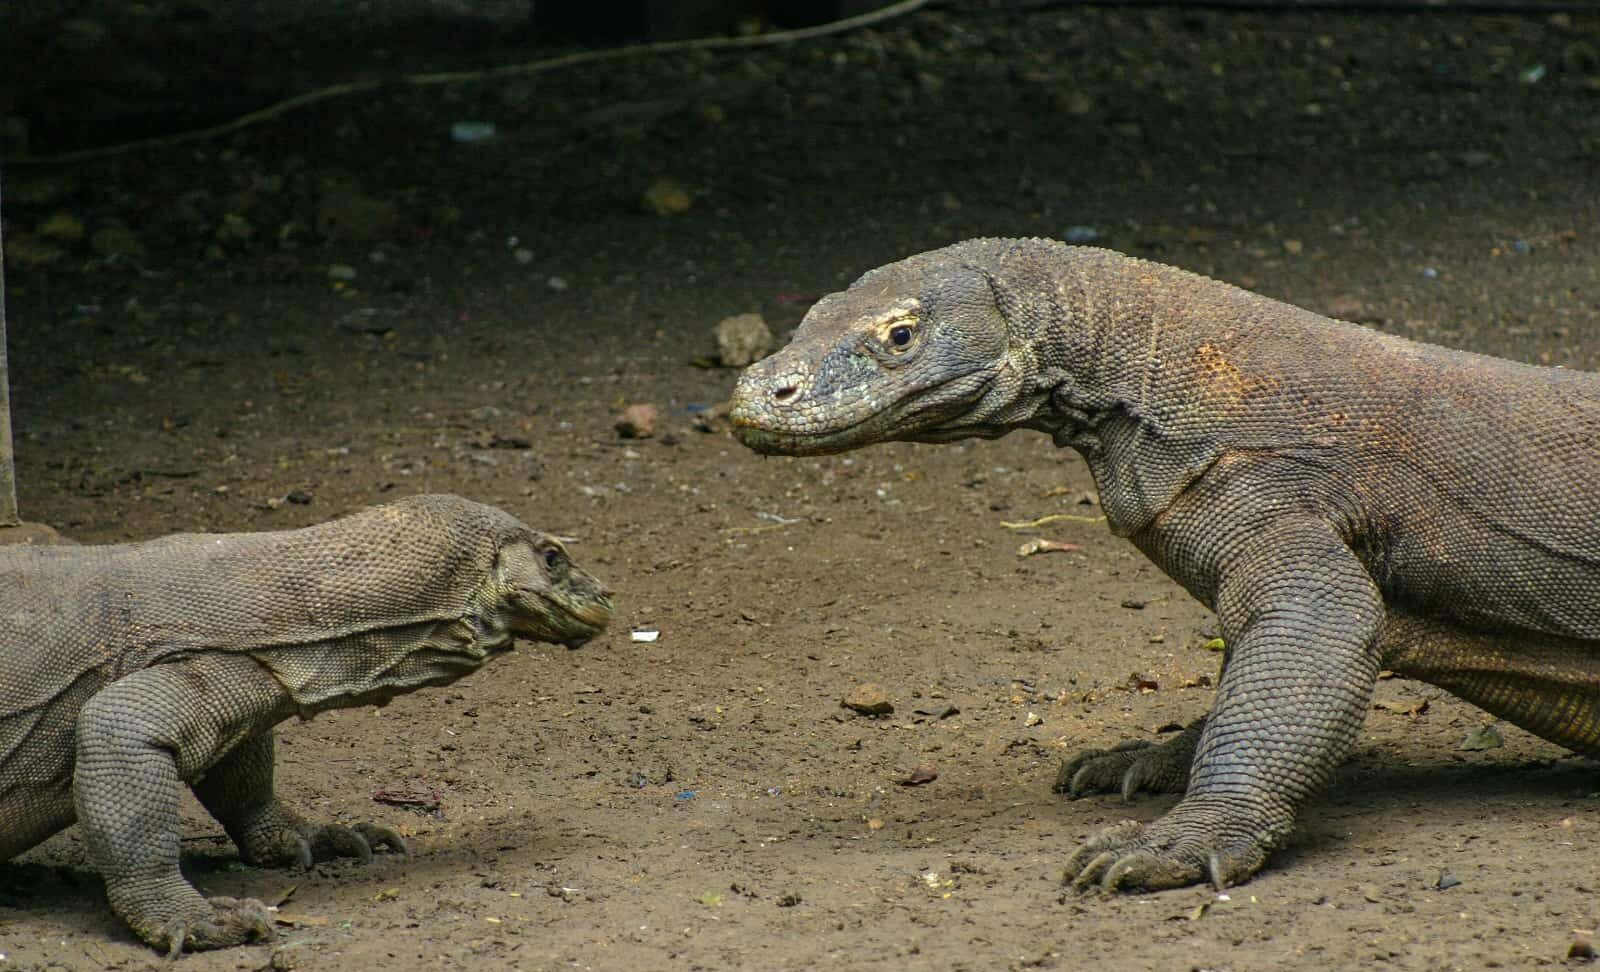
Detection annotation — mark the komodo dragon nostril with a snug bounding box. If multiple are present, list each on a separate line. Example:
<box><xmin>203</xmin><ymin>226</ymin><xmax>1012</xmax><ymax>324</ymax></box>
<box><xmin>772</xmin><ymin>384</ymin><xmax>799</xmax><ymax>403</ymax></box>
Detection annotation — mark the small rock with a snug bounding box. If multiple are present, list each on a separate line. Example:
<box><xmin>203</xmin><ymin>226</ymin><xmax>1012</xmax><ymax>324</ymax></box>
<box><xmin>285</xmin><ymin>490</ymin><xmax>314</xmax><ymax>505</ymax></box>
<box><xmin>714</xmin><ymin>312</ymin><xmax>773</xmax><ymax>367</ymax></box>
<box><xmin>1057</xmin><ymin>91</ymin><xmax>1095</xmax><ymax>115</ymax></box>
<box><xmin>615</xmin><ymin>403</ymin><xmax>658</xmax><ymax>439</ymax></box>
<box><xmin>895</xmin><ymin>764</ymin><xmax>938</xmax><ymax>786</ymax></box>
<box><xmin>1459</xmin><ymin>723</ymin><xmax>1504</xmax><ymax>751</ymax></box>
<box><xmin>0</xmin><ymin>523</ymin><xmax>75</xmax><ymax>546</ymax></box>
<box><xmin>643</xmin><ymin>178</ymin><xmax>692</xmax><ymax>216</ymax></box>
<box><xmin>776</xmin><ymin>892</ymin><xmax>802</xmax><ymax>907</ymax></box>
<box><xmin>1323</xmin><ymin>295</ymin><xmax>1370</xmax><ymax>321</ymax></box>
<box><xmin>216</xmin><ymin>213</ymin><xmax>255</xmax><ymax>244</ymax></box>
<box><xmin>449</xmin><ymin>121</ymin><xmax>497</xmax><ymax>143</ymax></box>
<box><xmin>1062</xmin><ymin>225</ymin><xmax>1100</xmax><ymax>244</ymax></box>
<box><xmin>1025</xmin><ymin>711</ymin><xmax>1044</xmax><ymax>727</ymax></box>
<box><xmin>1120</xmin><ymin>598</ymin><xmax>1147</xmax><ymax>610</ymax></box>
<box><xmin>1435</xmin><ymin>871</ymin><xmax>1461</xmax><ymax>891</ymax></box>
<box><xmin>841</xmin><ymin>684</ymin><xmax>894</xmax><ymax>716</ymax></box>
<box><xmin>317</xmin><ymin>188</ymin><xmax>399</xmax><ymax>242</ymax></box>
<box><xmin>37</xmin><ymin>210</ymin><xmax>85</xmax><ymax>242</ymax></box>
<box><xmin>1570</xmin><ymin>936</ymin><xmax>1597</xmax><ymax>962</ymax></box>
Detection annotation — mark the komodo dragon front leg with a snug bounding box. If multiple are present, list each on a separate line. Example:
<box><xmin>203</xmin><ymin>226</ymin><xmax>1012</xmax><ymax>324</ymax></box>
<box><xmin>191</xmin><ymin>730</ymin><xmax>405</xmax><ymax>870</ymax></box>
<box><xmin>75</xmin><ymin>651</ymin><xmax>398</xmax><ymax>955</ymax></box>
<box><xmin>1065</xmin><ymin>517</ymin><xmax>1384</xmax><ymax>891</ymax></box>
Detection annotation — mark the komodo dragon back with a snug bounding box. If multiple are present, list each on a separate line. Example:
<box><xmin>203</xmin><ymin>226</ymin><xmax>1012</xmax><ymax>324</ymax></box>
<box><xmin>2</xmin><ymin>494</ymin><xmax>513</xmax><ymax>717</ymax></box>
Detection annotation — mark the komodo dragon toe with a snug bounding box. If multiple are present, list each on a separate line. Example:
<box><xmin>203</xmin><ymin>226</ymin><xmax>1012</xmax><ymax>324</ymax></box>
<box><xmin>1063</xmin><ymin>795</ymin><xmax>1289</xmax><ymax>893</ymax></box>
<box><xmin>234</xmin><ymin>807</ymin><xmax>407</xmax><ymax>869</ymax></box>
<box><xmin>144</xmin><ymin>896</ymin><xmax>274</xmax><ymax>958</ymax></box>
<box><xmin>1054</xmin><ymin>719</ymin><xmax>1201</xmax><ymax>800</ymax></box>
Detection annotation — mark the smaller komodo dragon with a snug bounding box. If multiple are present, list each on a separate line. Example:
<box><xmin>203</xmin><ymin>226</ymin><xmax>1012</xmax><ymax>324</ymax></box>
<box><xmin>0</xmin><ymin>494</ymin><xmax>612</xmax><ymax>954</ymax></box>
<box><xmin>729</xmin><ymin>238</ymin><xmax>1600</xmax><ymax>894</ymax></box>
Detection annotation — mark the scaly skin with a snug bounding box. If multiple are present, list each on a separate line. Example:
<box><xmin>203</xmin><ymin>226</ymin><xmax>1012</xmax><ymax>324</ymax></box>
<box><xmin>0</xmin><ymin>494</ymin><xmax>613</xmax><ymax>954</ymax></box>
<box><xmin>729</xmin><ymin>238</ymin><xmax>1600</xmax><ymax>892</ymax></box>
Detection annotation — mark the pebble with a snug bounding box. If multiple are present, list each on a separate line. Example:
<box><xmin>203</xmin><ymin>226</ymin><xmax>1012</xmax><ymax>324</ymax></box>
<box><xmin>841</xmin><ymin>684</ymin><xmax>894</xmax><ymax>716</ymax></box>
<box><xmin>450</xmin><ymin>121</ymin><xmax>497</xmax><ymax>143</ymax></box>
<box><xmin>714</xmin><ymin>312</ymin><xmax>773</xmax><ymax>366</ymax></box>
<box><xmin>1458</xmin><ymin>723</ymin><xmax>1504</xmax><ymax>751</ymax></box>
<box><xmin>643</xmin><ymin>178</ymin><xmax>692</xmax><ymax>216</ymax></box>
<box><xmin>316</xmin><ymin>188</ymin><xmax>400</xmax><ymax>242</ymax></box>
<box><xmin>615</xmin><ymin>403</ymin><xmax>658</xmax><ymax>439</ymax></box>
<box><xmin>37</xmin><ymin>210</ymin><xmax>85</xmax><ymax>242</ymax></box>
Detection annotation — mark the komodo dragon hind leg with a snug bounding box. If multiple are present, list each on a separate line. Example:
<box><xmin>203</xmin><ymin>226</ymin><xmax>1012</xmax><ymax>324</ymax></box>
<box><xmin>191</xmin><ymin>730</ymin><xmax>407</xmax><ymax>869</ymax></box>
<box><xmin>1054</xmin><ymin>717</ymin><xmax>1204</xmax><ymax>800</ymax></box>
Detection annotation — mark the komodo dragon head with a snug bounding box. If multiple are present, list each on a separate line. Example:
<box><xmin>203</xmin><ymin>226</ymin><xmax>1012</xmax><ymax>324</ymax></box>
<box><xmin>496</xmin><ymin>534</ymin><xmax>614</xmax><ymax>650</ymax></box>
<box><xmin>730</xmin><ymin>240</ymin><xmax>1051</xmax><ymax>455</ymax></box>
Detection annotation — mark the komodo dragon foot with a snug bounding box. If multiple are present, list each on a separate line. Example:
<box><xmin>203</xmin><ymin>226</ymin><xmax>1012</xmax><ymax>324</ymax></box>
<box><xmin>232</xmin><ymin>803</ymin><xmax>408</xmax><ymax>870</ymax></box>
<box><xmin>1053</xmin><ymin>719</ymin><xmax>1202</xmax><ymax>800</ymax></box>
<box><xmin>124</xmin><ymin>893</ymin><xmax>273</xmax><ymax>958</ymax></box>
<box><xmin>1061</xmin><ymin>794</ymin><xmax>1290</xmax><ymax>893</ymax></box>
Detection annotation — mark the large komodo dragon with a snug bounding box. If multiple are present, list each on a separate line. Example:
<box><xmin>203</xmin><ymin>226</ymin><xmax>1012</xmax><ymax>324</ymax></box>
<box><xmin>729</xmin><ymin>238</ymin><xmax>1600</xmax><ymax>893</ymax></box>
<box><xmin>0</xmin><ymin>494</ymin><xmax>612</xmax><ymax>954</ymax></box>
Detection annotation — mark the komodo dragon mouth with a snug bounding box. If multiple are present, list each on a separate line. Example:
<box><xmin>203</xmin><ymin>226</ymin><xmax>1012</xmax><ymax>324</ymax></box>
<box><xmin>730</xmin><ymin>368</ymin><xmax>998</xmax><ymax>456</ymax></box>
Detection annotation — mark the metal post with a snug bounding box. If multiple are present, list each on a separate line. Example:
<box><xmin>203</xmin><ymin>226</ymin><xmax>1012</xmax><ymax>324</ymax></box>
<box><xmin>0</xmin><ymin>167</ymin><xmax>18</xmax><ymax>527</ymax></box>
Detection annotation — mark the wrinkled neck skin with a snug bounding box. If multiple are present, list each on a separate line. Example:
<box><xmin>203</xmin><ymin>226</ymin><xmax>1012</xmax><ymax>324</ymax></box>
<box><xmin>987</xmin><ymin>251</ymin><xmax>1219</xmax><ymax>539</ymax></box>
<box><xmin>255</xmin><ymin>588</ymin><xmax>522</xmax><ymax>720</ymax></box>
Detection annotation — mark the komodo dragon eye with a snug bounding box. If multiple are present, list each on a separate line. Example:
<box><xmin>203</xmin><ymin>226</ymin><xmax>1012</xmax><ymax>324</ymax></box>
<box><xmin>889</xmin><ymin>324</ymin><xmax>914</xmax><ymax>347</ymax></box>
<box><xmin>544</xmin><ymin>547</ymin><xmax>562</xmax><ymax>568</ymax></box>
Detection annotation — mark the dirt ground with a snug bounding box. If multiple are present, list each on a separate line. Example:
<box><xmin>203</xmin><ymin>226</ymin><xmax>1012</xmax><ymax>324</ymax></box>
<box><xmin>3</xmin><ymin>2</ymin><xmax>1600</xmax><ymax>969</ymax></box>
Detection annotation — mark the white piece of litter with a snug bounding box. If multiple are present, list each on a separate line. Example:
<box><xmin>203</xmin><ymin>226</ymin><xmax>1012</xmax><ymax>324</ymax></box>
<box><xmin>631</xmin><ymin>630</ymin><xmax>660</xmax><ymax>643</ymax></box>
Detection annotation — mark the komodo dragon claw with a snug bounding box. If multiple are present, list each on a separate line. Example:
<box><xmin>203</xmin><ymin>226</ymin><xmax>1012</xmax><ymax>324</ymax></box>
<box><xmin>1061</xmin><ymin>796</ymin><xmax>1283</xmax><ymax>893</ymax></box>
<box><xmin>300</xmin><ymin>821</ymin><xmax>408</xmax><ymax>867</ymax></box>
<box><xmin>247</xmin><ymin>818</ymin><xmax>407</xmax><ymax>869</ymax></box>
<box><xmin>1053</xmin><ymin>719</ymin><xmax>1202</xmax><ymax>801</ymax></box>
<box><xmin>156</xmin><ymin>896</ymin><xmax>273</xmax><ymax>957</ymax></box>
